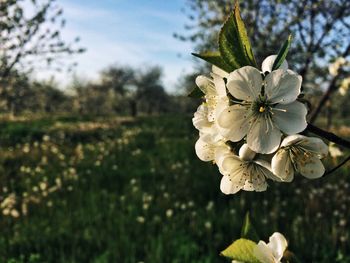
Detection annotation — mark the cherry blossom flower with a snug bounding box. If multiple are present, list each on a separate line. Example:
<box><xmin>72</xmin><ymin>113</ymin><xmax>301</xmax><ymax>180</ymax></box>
<box><xmin>217</xmin><ymin>144</ymin><xmax>279</xmax><ymax>194</ymax></box>
<box><xmin>254</xmin><ymin>232</ymin><xmax>288</xmax><ymax>263</ymax></box>
<box><xmin>195</xmin><ymin>66</ymin><xmax>229</xmax><ymax>122</ymax></box>
<box><xmin>271</xmin><ymin>135</ymin><xmax>328</xmax><ymax>181</ymax></box>
<box><xmin>217</xmin><ymin>57</ymin><xmax>307</xmax><ymax>154</ymax></box>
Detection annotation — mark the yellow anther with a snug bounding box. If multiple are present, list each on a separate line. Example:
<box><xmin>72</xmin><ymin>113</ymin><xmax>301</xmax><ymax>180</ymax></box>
<box><xmin>259</xmin><ymin>106</ymin><xmax>265</xmax><ymax>113</ymax></box>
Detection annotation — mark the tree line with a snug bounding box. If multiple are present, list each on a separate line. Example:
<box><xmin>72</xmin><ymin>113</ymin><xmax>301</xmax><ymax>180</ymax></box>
<box><xmin>0</xmin><ymin>65</ymin><xmax>199</xmax><ymax>116</ymax></box>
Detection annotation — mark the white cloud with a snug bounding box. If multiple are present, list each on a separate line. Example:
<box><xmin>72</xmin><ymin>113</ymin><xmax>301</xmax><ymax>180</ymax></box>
<box><xmin>33</xmin><ymin>0</ymin><xmax>194</xmax><ymax>92</ymax></box>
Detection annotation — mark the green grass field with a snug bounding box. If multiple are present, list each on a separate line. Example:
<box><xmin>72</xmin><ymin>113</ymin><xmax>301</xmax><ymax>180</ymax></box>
<box><xmin>0</xmin><ymin>115</ymin><xmax>350</xmax><ymax>263</ymax></box>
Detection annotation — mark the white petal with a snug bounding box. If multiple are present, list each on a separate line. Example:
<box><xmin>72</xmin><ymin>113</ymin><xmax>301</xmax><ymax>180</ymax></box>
<box><xmin>261</xmin><ymin>55</ymin><xmax>288</xmax><ymax>73</ymax></box>
<box><xmin>212</xmin><ymin>65</ymin><xmax>229</xmax><ymax>78</ymax></box>
<box><xmin>211</xmin><ymin>72</ymin><xmax>226</xmax><ymax>98</ymax></box>
<box><xmin>249</xmin><ymin>166</ymin><xmax>268</xmax><ymax>192</ymax></box>
<box><xmin>300</xmin><ymin>137</ymin><xmax>328</xmax><ymax>158</ymax></box>
<box><xmin>254</xmin><ymin>241</ymin><xmax>276</xmax><ymax>263</ymax></box>
<box><xmin>214</xmin><ymin>97</ymin><xmax>230</xmax><ymax>120</ymax></box>
<box><xmin>217</xmin><ymin>105</ymin><xmax>250</xmax><ymax>142</ymax></box>
<box><xmin>247</xmin><ymin>117</ymin><xmax>282</xmax><ymax>154</ymax></box>
<box><xmin>192</xmin><ymin>104</ymin><xmax>211</xmax><ymax>131</ymax></box>
<box><xmin>242</xmin><ymin>180</ymin><xmax>255</xmax><ymax>191</ymax></box>
<box><xmin>239</xmin><ymin>144</ymin><xmax>256</xmax><ymax>161</ymax></box>
<box><xmin>272</xmin><ymin>101</ymin><xmax>307</xmax><ymax>135</ymax></box>
<box><xmin>297</xmin><ymin>157</ymin><xmax>325</xmax><ymax>179</ymax></box>
<box><xmin>281</xmin><ymin>134</ymin><xmax>305</xmax><ymax>147</ymax></box>
<box><xmin>267</xmin><ymin>232</ymin><xmax>288</xmax><ymax>261</ymax></box>
<box><xmin>195</xmin><ymin>137</ymin><xmax>215</xmax><ymax>162</ymax></box>
<box><xmin>214</xmin><ymin>145</ymin><xmax>232</xmax><ymax>168</ymax></box>
<box><xmin>221</xmin><ymin>155</ymin><xmax>243</xmax><ymax>172</ymax></box>
<box><xmin>220</xmin><ymin>157</ymin><xmax>246</xmax><ymax>194</ymax></box>
<box><xmin>227</xmin><ymin>66</ymin><xmax>262</xmax><ymax>101</ymax></box>
<box><xmin>271</xmin><ymin>149</ymin><xmax>294</xmax><ymax>182</ymax></box>
<box><xmin>265</xmin><ymin>69</ymin><xmax>302</xmax><ymax>104</ymax></box>
<box><xmin>220</xmin><ymin>175</ymin><xmax>242</xmax><ymax>195</ymax></box>
<box><xmin>195</xmin><ymin>75</ymin><xmax>215</xmax><ymax>95</ymax></box>
<box><xmin>217</xmin><ymin>154</ymin><xmax>242</xmax><ymax>176</ymax></box>
<box><xmin>255</xmin><ymin>159</ymin><xmax>283</xmax><ymax>182</ymax></box>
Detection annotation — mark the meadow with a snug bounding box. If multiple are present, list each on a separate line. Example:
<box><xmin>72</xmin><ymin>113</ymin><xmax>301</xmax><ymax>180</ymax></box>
<box><xmin>0</xmin><ymin>114</ymin><xmax>350</xmax><ymax>263</ymax></box>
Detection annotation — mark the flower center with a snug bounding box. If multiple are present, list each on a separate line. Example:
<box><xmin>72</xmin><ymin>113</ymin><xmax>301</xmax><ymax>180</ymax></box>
<box><xmin>288</xmin><ymin>145</ymin><xmax>313</xmax><ymax>167</ymax></box>
<box><xmin>252</xmin><ymin>96</ymin><xmax>270</xmax><ymax>116</ymax></box>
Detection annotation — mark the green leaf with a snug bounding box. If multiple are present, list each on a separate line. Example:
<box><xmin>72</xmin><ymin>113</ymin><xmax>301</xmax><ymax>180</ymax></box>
<box><xmin>187</xmin><ymin>86</ymin><xmax>204</xmax><ymax>98</ymax></box>
<box><xmin>191</xmin><ymin>52</ymin><xmax>232</xmax><ymax>73</ymax></box>
<box><xmin>219</xmin><ymin>1</ymin><xmax>257</xmax><ymax>70</ymax></box>
<box><xmin>241</xmin><ymin>212</ymin><xmax>259</xmax><ymax>243</ymax></box>
<box><xmin>220</xmin><ymin>238</ymin><xmax>261</xmax><ymax>263</ymax></box>
<box><xmin>272</xmin><ymin>34</ymin><xmax>293</xmax><ymax>71</ymax></box>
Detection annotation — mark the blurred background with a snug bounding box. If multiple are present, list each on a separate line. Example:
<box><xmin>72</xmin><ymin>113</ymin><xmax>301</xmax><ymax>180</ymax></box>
<box><xmin>0</xmin><ymin>0</ymin><xmax>350</xmax><ymax>262</ymax></box>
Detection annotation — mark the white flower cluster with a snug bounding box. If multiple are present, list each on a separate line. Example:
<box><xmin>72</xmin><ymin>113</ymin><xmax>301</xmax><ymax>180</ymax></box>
<box><xmin>328</xmin><ymin>57</ymin><xmax>348</xmax><ymax>77</ymax></box>
<box><xmin>192</xmin><ymin>55</ymin><xmax>328</xmax><ymax>194</ymax></box>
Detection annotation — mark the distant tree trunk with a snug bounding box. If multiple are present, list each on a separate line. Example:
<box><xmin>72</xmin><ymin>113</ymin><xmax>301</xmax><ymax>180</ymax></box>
<box><xmin>130</xmin><ymin>100</ymin><xmax>137</xmax><ymax>117</ymax></box>
<box><xmin>9</xmin><ymin>101</ymin><xmax>15</xmax><ymax>119</ymax></box>
<box><xmin>326</xmin><ymin>100</ymin><xmax>332</xmax><ymax>129</ymax></box>
<box><xmin>147</xmin><ymin>104</ymin><xmax>153</xmax><ymax>115</ymax></box>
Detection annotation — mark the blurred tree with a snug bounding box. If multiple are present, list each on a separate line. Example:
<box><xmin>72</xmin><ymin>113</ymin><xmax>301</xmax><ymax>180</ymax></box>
<box><xmin>0</xmin><ymin>70</ymin><xmax>30</xmax><ymax>115</ymax></box>
<box><xmin>100</xmin><ymin>65</ymin><xmax>135</xmax><ymax>96</ymax></box>
<box><xmin>0</xmin><ymin>0</ymin><xmax>85</xmax><ymax>79</ymax></box>
<box><xmin>70</xmin><ymin>76</ymin><xmax>117</xmax><ymax>116</ymax></box>
<box><xmin>97</xmin><ymin>65</ymin><xmax>170</xmax><ymax>116</ymax></box>
<box><xmin>133</xmin><ymin>66</ymin><xmax>170</xmax><ymax>116</ymax></box>
<box><xmin>176</xmin><ymin>0</ymin><xmax>350</xmax><ymax>122</ymax></box>
<box><xmin>29</xmin><ymin>81</ymin><xmax>69</xmax><ymax>113</ymax></box>
<box><xmin>99</xmin><ymin>65</ymin><xmax>136</xmax><ymax>114</ymax></box>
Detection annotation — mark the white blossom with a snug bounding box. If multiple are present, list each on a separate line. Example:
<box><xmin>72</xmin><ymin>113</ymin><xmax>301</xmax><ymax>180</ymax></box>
<box><xmin>329</xmin><ymin>57</ymin><xmax>347</xmax><ymax>76</ymax></box>
<box><xmin>217</xmin><ymin>144</ymin><xmax>279</xmax><ymax>194</ymax></box>
<box><xmin>329</xmin><ymin>142</ymin><xmax>343</xmax><ymax>158</ymax></box>
<box><xmin>194</xmin><ymin>133</ymin><xmax>230</xmax><ymax>162</ymax></box>
<box><xmin>195</xmin><ymin>66</ymin><xmax>229</xmax><ymax>122</ymax></box>
<box><xmin>271</xmin><ymin>135</ymin><xmax>328</xmax><ymax>181</ymax></box>
<box><xmin>254</xmin><ymin>232</ymin><xmax>288</xmax><ymax>263</ymax></box>
<box><xmin>339</xmin><ymin>77</ymin><xmax>350</xmax><ymax>96</ymax></box>
<box><xmin>217</xmin><ymin>57</ymin><xmax>307</xmax><ymax>154</ymax></box>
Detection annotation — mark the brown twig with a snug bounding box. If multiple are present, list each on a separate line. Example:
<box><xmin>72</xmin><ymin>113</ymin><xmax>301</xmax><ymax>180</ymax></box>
<box><xmin>324</xmin><ymin>154</ymin><xmax>350</xmax><ymax>176</ymax></box>
<box><xmin>306</xmin><ymin>123</ymin><xmax>350</xmax><ymax>149</ymax></box>
<box><xmin>308</xmin><ymin>43</ymin><xmax>350</xmax><ymax>124</ymax></box>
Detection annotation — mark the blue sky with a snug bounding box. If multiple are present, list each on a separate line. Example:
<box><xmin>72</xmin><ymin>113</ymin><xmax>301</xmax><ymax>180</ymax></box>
<box><xmin>38</xmin><ymin>0</ymin><xmax>195</xmax><ymax>92</ymax></box>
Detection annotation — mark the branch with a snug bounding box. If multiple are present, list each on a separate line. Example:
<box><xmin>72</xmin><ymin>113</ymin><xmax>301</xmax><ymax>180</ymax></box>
<box><xmin>324</xmin><ymin>154</ymin><xmax>350</xmax><ymax>176</ymax></box>
<box><xmin>306</xmin><ymin>123</ymin><xmax>350</xmax><ymax>149</ymax></box>
<box><xmin>308</xmin><ymin>43</ymin><xmax>350</xmax><ymax>123</ymax></box>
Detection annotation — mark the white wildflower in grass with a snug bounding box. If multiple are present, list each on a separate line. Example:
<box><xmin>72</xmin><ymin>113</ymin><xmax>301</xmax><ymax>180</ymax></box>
<box><xmin>217</xmin><ymin>57</ymin><xmax>307</xmax><ymax>154</ymax></box>
<box><xmin>136</xmin><ymin>216</ymin><xmax>145</xmax><ymax>224</ymax></box>
<box><xmin>166</xmin><ymin>209</ymin><xmax>173</xmax><ymax>218</ymax></box>
<box><xmin>206</xmin><ymin>201</ymin><xmax>214</xmax><ymax>211</ymax></box>
<box><xmin>204</xmin><ymin>221</ymin><xmax>212</xmax><ymax>229</ymax></box>
<box><xmin>10</xmin><ymin>209</ymin><xmax>20</xmax><ymax>218</ymax></box>
<box><xmin>254</xmin><ymin>232</ymin><xmax>288</xmax><ymax>263</ymax></box>
<box><xmin>218</xmin><ymin>144</ymin><xmax>279</xmax><ymax>194</ymax></box>
<box><xmin>271</xmin><ymin>135</ymin><xmax>328</xmax><ymax>181</ymax></box>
